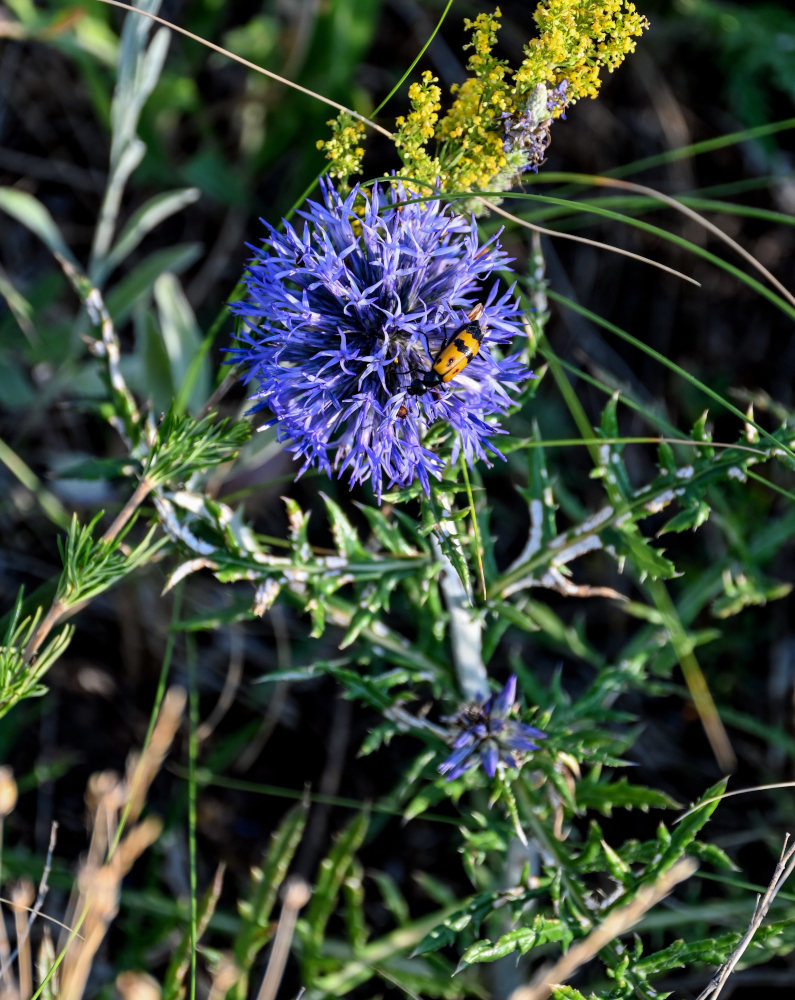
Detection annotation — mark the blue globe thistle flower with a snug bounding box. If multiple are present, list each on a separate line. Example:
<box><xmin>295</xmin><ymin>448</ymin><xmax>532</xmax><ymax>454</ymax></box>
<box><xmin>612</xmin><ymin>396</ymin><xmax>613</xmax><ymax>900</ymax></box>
<box><xmin>438</xmin><ymin>674</ymin><xmax>546</xmax><ymax>781</ymax></box>
<box><xmin>229</xmin><ymin>178</ymin><xmax>531</xmax><ymax>500</ymax></box>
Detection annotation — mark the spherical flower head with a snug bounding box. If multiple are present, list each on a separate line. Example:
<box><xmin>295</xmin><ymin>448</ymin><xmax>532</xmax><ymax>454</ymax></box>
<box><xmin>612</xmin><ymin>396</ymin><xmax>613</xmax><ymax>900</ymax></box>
<box><xmin>229</xmin><ymin>178</ymin><xmax>531</xmax><ymax>501</ymax></box>
<box><xmin>438</xmin><ymin>674</ymin><xmax>547</xmax><ymax>781</ymax></box>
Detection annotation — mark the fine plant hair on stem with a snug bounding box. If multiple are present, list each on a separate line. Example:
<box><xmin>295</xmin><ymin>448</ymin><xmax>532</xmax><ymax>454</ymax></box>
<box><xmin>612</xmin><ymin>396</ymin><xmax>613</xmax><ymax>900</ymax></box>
<box><xmin>509</xmin><ymin>858</ymin><xmax>698</xmax><ymax>1000</ymax></box>
<box><xmin>696</xmin><ymin>835</ymin><xmax>795</xmax><ymax>1000</ymax></box>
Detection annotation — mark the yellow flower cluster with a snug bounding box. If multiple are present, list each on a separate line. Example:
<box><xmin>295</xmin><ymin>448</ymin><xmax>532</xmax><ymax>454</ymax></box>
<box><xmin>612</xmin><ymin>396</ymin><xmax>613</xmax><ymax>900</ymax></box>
<box><xmin>316</xmin><ymin>112</ymin><xmax>366</xmax><ymax>182</ymax></box>
<box><xmin>316</xmin><ymin>0</ymin><xmax>648</xmax><ymax>200</ymax></box>
<box><xmin>516</xmin><ymin>0</ymin><xmax>650</xmax><ymax>101</ymax></box>
<box><xmin>392</xmin><ymin>71</ymin><xmax>443</xmax><ymax>190</ymax></box>
<box><xmin>428</xmin><ymin>12</ymin><xmax>513</xmax><ymax>196</ymax></box>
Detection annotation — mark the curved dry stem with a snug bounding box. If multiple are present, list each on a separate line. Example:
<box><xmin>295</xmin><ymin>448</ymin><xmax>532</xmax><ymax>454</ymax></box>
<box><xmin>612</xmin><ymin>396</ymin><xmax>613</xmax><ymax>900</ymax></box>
<box><xmin>696</xmin><ymin>835</ymin><xmax>795</xmax><ymax>1000</ymax></box>
<box><xmin>95</xmin><ymin>0</ymin><xmax>394</xmax><ymax>141</ymax></box>
<box><xmin>594</xmin><ymin>176</ymin><xmax>795</xmax><ymax>309</ymax></box>
<box><xmin>99</xmin><ymin>478</ymin><xmax>154</xmax><ymax>545</ymax></box>
<box><xmin>675</xmin><ymin>779</ymin><xmax>795</xmax><ymax>826</ymax></box>
<box><xmin>483</xmin><ymin>198</ymin><xmax>702</xmax><ymax>287</ymax></box>
<box><xmin>509</xmin><ymin>858</ymin><xmax>697</xmax><ymax>1000</ymax></box>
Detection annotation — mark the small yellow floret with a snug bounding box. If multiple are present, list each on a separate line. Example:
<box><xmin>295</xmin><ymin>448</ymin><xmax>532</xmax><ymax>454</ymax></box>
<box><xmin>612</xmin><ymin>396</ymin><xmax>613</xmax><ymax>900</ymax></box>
<box><xmin>316</xmin><ymin>112</ymin><xmax>368</xmax><ymax>187</ymax></box>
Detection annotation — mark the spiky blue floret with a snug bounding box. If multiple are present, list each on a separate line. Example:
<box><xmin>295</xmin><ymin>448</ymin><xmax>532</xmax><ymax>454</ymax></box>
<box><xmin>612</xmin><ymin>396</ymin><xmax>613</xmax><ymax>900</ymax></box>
<box><xmin>229</xmin><ymin>178</ymin><xmax>532</xmax><ymax>500</ymax></box>
<box><xmin>438</xmin><ymin>674</ymin><xmax>546</xmax><ymax>781</ymax></box>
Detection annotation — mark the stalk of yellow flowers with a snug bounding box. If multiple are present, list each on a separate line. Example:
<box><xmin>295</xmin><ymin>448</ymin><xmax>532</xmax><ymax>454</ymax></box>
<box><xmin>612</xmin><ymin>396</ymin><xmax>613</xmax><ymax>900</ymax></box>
<box><xmin>318</xmin><ymin>0</ymin><xmax>648</xmax><ymax>205</ymax></box>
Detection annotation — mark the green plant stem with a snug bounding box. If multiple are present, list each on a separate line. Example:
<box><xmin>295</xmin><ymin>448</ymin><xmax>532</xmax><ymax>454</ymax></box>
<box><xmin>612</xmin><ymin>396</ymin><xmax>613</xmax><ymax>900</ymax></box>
<box><xmin>187</xmin><ymin>631</ymin><xmax>199</xmax><ymax>1000</ymax></box>
<box><xmin>100</xmin><ymin>477</ymin><xmax>154</xmax><ymax>544</ymax></box>
<box><xmin>646</xmin><ymin>578</ymin><xmax>736</xmax><ymax>774</ymax></box>
<box><xmin>29</xmin><ymin>905</ymin><xmax>88</xmax><ymax>1000</ymax></box>
<box><xmin>459</xmin><ymin>455</ymin><xmax>486</xmax><ymax>600</ymax></box>
<box><xmin>21</xmin><ymin>600</ymin><xmax>66</xmax><ymax>664</ymax></box>
<box><xmin>537</xmin><ymin>330</ymin><xmax>601</xmax><ymax>464</ymax></box>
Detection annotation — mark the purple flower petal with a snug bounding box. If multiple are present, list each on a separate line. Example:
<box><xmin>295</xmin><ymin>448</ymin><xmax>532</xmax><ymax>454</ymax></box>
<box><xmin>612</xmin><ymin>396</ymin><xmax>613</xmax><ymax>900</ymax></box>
<box><xmin>438</xmin><ymin>675</ymin><xmax>546</xmax><ymax>781</ymax></box>
<box><xmin>481</xmin><ymin>744</ymin><xmax>499</xmax><ymax>778</ymax></box>
<box><xmin>493</xmin><ymin>674</ymin><xmax>517</xmax><ymax>717</ymax></box>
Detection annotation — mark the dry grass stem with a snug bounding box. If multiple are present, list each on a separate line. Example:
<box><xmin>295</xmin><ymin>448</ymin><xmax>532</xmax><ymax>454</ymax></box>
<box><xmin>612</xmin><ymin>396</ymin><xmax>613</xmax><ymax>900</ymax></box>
<box><xmin>0</xmin><ymin>768</ymin><xmax>18</xmax><ymax>984</ymax></box>
<box><xmin>15</xmin><ymin>820</ymin><xmax>59</xmax><ymax>966</ymax></box>
<box><xmin>85</xmin><ymin>772</ymin><xmax>125</xmax><ymax>865</ymax></box>
<box><xmin>484</xmin><ymin>198</ymin><xmax>702</xmax><ymax>287</ymax></box>
<box><xmin>676</xmin><ymin>781</ymin><xmax>795</xmax><ymax>825</ymax></box>
<box><xmin>55</xmin><ymin>688</ymin><xmax>184</xmax><ymax>1000</ymax></box>
<box><xmin>696</xmin><ymin>834</ymin><xmax>795</xmax><ymax>1000</ymax></box>
<box><xmin>60</xmin><ymin>818</ymin><xmax>163</xmax><ymax>1000</ymax></box>
<box><xmin>0</xmin><ymin>770</ymin><xmax>17</xmax><ymax>820</ymax></box>
<box><xmin>10</xmin><ymin>880</ymin><xmax>34</xmax><ymax>1000</ymax></box>
<box><xmin>196</xmin><ymin>631</ymin><xmax>243</xmax><ymax>743</ymax></box>
<box><xmin>508</xmin><ymin>857</ymin><xmax>697</xmax><ymax>1000</ymax></box>
<box><xmin>36</xmin><ymin>931</ymin><xmax>56</xmax><ymax>997</ymax></box>
<box><xmin>595</xmin><ymin>176</ymin><xmax>795</xmax><ymax>311</ymax></box>
<box><xmin>124</xmin><ymin>686</ymin><xmax>187</xmax><ymax>827</ymax></box>
<box><xmin>255</xmin><ymin>876</ymin><xmax>312</xmax><ymax>1000</ymax></box>
<box><xmin>0</xmin><ymin>887</ymin><xmax>11</xmax><ymax>990</ymax></box>
<box><xmin>116</xmin><ymin>970</ymin><xmax>162</xmax><ymax>1000</ymax></box>
<box><xmin>207</xmin><ymin>953</ymin><xmax>239</xmax><ymax>1000</ymax></box>
<box><xmin>95</xmin><ymin>0</ymin><xmax>393</xmax><ymax>140</ymax></box>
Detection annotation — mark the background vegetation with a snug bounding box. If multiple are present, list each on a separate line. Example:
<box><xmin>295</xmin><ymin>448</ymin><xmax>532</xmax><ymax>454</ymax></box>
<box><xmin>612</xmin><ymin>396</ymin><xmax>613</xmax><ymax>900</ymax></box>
<box><xmin>0</xmin><ymin>0</ymin><xmax>794</xmax><ymax>997</ymax></box>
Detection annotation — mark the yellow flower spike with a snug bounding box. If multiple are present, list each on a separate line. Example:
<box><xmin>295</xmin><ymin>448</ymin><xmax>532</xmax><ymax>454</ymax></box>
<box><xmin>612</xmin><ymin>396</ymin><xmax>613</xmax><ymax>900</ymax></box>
<box><xmin>318</xmin><ymin>0</ymin><xmax>648</xmax><ymax>209</ymax></box>
<box><xmin>316</xmin><ymin>112</ymin><xmax>368</xmax><ymax>189</ymax></box>
<box><xmin>394</xmin><ymin>70</ymin><xmax>443</xmax><ymax>191</ymax></box>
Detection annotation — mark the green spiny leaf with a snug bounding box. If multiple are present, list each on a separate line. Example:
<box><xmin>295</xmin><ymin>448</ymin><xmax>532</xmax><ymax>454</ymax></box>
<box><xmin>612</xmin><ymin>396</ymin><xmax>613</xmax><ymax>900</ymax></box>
<box><xmin>230</xmin><ymin>799</ymin><xmax>309</xmax><ymax>997</ymax></box>
<box><xmin>647</xmin><ymin>778</ymin><xmax>728</xmax><ymax>880</ymax></box>
<box><xmin>303</xmin><ymin>809</ymin><xmax>369</xmax><ymax>966</ymax></box>
<box><xmin>413</xmin><ymin>892</ymin><xmax>497</xmax><ymax>957</ymax></box>
<box><xmin>658</xmin><ymin>499</ymin><xmax>711</xmax><ymax>535</ymax></box>
<box><xmin>321</xmin><ymin>492</ymin><xmax>367</xmax><ymax>559</ymax></box>
<box><xmin>607</xmin><ymin>523</ymin><xmax>678</xmax><ymax>581</ymax></box>
<box><xmin>576</xmin><ymin>777</ymin><xmax>680</xmax><ymax>816</ymax></box>
<box><xmin>457</xmin><ymin>914</ymin><xmax>571</xmax><ymax>970</ymax></box>
<box><xmin>355</xmin><ymin>502</ymin><xmax>416</xmax><ymax>556</ymax></box>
